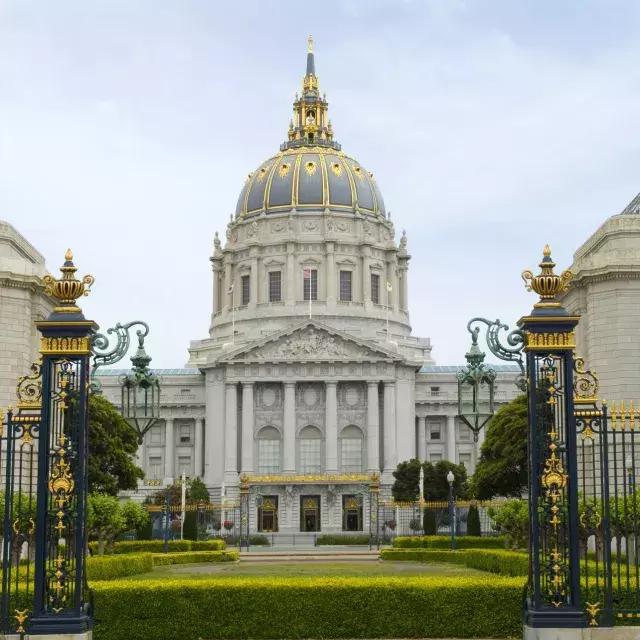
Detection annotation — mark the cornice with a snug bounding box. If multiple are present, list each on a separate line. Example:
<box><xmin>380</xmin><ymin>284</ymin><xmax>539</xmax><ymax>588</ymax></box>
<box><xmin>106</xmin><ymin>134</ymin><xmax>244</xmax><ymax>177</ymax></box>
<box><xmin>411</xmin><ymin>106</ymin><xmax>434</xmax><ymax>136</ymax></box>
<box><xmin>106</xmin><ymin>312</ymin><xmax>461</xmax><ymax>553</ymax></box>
<box><xmin>0</xmin><ymin>221</ymin><xmax>47</xmax><ymax>265</ymax></box>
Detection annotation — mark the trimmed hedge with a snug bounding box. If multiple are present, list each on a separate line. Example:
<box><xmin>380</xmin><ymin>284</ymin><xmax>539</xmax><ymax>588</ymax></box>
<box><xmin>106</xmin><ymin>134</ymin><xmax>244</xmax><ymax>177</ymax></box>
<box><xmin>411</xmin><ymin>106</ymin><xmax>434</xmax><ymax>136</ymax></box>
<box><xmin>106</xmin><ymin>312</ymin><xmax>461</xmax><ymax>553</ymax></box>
<box><xmin>381</xmin><ymin>548</ymin><xmax>529</xmax><ymax>577</ymax></box>
<box><xmin>392</xmin><ymin>535</ymin><xmax>506</xmax><ymax>549</ymax></box>
<box><xmin>92</xmin><ymin>575</ymin><xmax>523</xmax><ymax>639</ymax></box>
<box><xmin>315</xmin><ymin>534</ymin><xmax>370</xmax><ymax>546</ymax></box>
<box><xmin>87</xmin><ymin>554</ymin><xmax>154</xmax><ymax>581</ymax></box>
<box><xmin>152</xmin><ymin>551</ymin><xmax>238</xmax><ymax>566</ymax></box>
<box><xmin>89</xmin><ymin>539</ymin><xmax>226</xmax><ymax>555</ymax></box>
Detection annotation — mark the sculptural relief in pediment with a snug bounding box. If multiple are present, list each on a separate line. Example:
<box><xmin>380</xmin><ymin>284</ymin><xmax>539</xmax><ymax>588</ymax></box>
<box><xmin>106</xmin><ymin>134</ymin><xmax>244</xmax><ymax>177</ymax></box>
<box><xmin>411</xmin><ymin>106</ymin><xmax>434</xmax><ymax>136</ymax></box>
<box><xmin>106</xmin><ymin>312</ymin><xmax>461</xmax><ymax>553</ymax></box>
<box><xmin>245</xmin><ymin>327</ymin><xmax>376</xmax><ymax>361</ymax></box>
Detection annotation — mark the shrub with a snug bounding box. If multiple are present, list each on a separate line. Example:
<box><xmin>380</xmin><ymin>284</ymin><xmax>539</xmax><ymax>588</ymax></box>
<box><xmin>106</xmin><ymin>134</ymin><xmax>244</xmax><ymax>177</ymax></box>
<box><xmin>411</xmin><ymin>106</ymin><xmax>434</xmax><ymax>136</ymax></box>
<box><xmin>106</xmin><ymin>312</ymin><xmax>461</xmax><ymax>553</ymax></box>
<box><xmin>151</xmin><ymin>551</ymin><xmax>238</xmax><ymax>566</ymax></box>
<box><xmin>136</xmin><ymin>517</ymin><xmax>153</xmax><ymax>541</ymax></box>
<box><xmin>392</xmin><ymin>536</ymin><xmax>506</xmax><ymax>549</ymax></box>
<box><xmin>381</xmin><ymin>548</ymin><xmax>529</xmax><ymax>577</ymax></box>
<box><xmin>409</xmin><ymin>518</ymin><xmax>422</xmax><ymax>533</ymax></box>
<box><xmin>182</xmin><ymin>511</ymin><xmax>198</xmax><ymax>541</ymax></box>
<box><xmin>467</xmin><ymin>505</ymin><xmax>482</xmax><ymax>537</ymax></box>
<box><xmin>215</xmin><ymin>534</ymin><xmax>270</xmax><ymax>546</ymax></box>
<box><xmin>423</xmin><ymin>509</ymin><xmax>437</xmax><ymax>535</ymax></box>
<box><xmin>190</xmin><ymin>540</ymin><xmax>227</xmax><ymax>551</ymax></box>
<box><xmin>92</xmin><ymin>575</ymin><xmax>522</xmax><ymax>640</ymax></box>
<box><xmin>87</xmin><ymin>554</ymin><xmax>153</xmax><ymax>581</ymax></box>
<box><xmin>89</xmin><ymin>539</ymin><xmax>202</xmax><ymax>555</ymax></box>
<box><xmin>315</xmin><ymin>535</ymin><xmax>370</xmax><ymax>546</ymax></box>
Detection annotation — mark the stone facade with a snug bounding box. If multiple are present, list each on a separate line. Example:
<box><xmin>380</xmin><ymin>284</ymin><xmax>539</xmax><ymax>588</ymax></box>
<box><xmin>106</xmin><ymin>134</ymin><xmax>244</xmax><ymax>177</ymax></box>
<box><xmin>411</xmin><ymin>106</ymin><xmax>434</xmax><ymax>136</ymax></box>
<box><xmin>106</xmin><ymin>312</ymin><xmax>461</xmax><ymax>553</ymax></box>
<box><xmin>559</xmin><ymin>195</ymin><xmax>640</xmax><ymax>403</ymax></box>
<box><xmin>0</xmin><ymin>221</ymin><xmax>55</xmax><ymax>409</ymax></box>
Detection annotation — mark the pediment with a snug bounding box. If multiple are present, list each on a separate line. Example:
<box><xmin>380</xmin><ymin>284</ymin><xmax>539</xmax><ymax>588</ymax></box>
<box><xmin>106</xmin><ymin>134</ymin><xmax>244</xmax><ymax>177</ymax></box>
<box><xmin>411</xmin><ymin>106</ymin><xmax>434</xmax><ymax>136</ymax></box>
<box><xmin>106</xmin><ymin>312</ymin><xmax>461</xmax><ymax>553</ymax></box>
<box><xmin>218</xmin><ymin>320</ymin><xmax>401</xmax><ymax>363</ymax></box>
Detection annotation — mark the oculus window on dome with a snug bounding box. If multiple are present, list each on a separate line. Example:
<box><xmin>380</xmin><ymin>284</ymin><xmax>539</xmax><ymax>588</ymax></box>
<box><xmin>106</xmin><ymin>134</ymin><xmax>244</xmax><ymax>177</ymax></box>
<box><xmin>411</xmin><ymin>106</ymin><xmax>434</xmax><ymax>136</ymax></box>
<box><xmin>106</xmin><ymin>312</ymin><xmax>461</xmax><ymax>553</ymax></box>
<box><xmin>235</xmin><ymin>37</ymin><xmax>386</xmax><ymax>219</ymax></box>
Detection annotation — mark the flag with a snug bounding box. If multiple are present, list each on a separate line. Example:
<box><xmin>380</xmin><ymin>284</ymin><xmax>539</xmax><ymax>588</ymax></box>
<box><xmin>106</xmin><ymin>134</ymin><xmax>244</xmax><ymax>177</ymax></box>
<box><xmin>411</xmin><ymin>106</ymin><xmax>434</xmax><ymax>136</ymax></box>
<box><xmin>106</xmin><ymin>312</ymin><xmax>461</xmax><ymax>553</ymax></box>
<box><xmin>227</xmin><ymin>284</ymin><xmax>234</xmax><ymax>295</ymax></box>
<box><xmin>386</xmin><ymin>281</ymin><xmax>392</xmax><ymax>292</ymax></box>
<box><xmin>303</xmin><ymin>268</ymin><xmax>311</xmax><ymax>279</ymax></box>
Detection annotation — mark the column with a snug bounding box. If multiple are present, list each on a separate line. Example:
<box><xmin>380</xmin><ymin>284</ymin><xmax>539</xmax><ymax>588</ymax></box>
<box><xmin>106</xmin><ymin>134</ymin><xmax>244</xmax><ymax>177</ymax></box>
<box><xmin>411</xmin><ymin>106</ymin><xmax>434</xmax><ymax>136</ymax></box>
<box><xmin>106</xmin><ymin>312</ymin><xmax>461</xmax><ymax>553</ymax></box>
<box><xmin>211</xmin><ymin>263</ymin><xmax>221</xmax><ymax>315</ymax></box>
<box><xmin>386</xmin><ymin>260</ymin><xmax>395</xmax><ymax>309</ymax></box>
<box><xmin>286</xmin><ymin>243</ymin><xmax>295</xmax><ymax>305</ymax></box>
<box><xmin>250</xmin><ymin>254</ymin><xmax>258</xmax><ymax>309</ymax></box>
<box><xmin>241</xmin><ymin>382</ymin><xmax>255</xmax><ymax>474</ymax></box>
<box><xmin>383</xmin><ymin>382</ymin><xmax>396</xmax><ymax>473</ymax></box>
<box><xmin>165</xmin><ymin>418</ymin><xmax>175</xmax><ymax>481</ymax></box>
<box><xmin>204</xmin><ymin>372</ymin><xmax>225</xmax><ymax>486</ymax></box>
<box><xmin>327</xmin><ymin>242</ymin><xmax>336</xmax><ymax>303</ymax></box>
<box><xmin>283</xmin><ymin>382</ymin><xmax>296</xmax><ymax>473</ymax></box>
<box><xmin>194</xmin><ymin>417</ymin><xmax>204</xmax><ymax>478</ymax></box>
<box><xmin>224</xmin><ymin>383</ymin><xmax>238</xmax><ymax>481</ymax></box>
<box><xmin>224</xmin><ymin>261</ymin><xmax>233</xmax><ymax>311</ymax></box>
<box><xmin>362</xmin><ymin>249</ymin><xmax>371</xmax><ymax>305</ymax></box>
<box><xmin>417</xmin><ymin>416</ymin><xmax>426</xmax><ymax>462</ymax></box>
<box><xmin>367</xmin><ymin>381</ymin><xmax>380</xmax><ymax>472</ymax></box>
<box><xmin>446</xmin><ymin>415</ymin><xmax>456</xmax><ymax>463</ymax></box>
<box><xmin>325</xmin><ymin>382</ymin><xmax>338</xmax><ymax>473</ymax></box>
<box><xmin>399</xmin><ymin>265</ymin><xmax>409</xmax><ymax>312</ymax></box>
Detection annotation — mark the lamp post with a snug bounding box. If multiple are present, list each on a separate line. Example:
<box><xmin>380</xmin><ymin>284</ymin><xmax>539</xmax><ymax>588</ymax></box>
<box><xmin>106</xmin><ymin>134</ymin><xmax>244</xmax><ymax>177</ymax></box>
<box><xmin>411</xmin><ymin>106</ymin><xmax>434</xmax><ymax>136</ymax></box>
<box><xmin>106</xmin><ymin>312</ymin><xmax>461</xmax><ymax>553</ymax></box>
<box><xmin>447</xmin><ymin>470</ymin><xmax>455</xmax><ymax>551</ymax></box>
<box><xmin>456</xmin><ymin>327</ymin><xmax>497</xmax><ymax>442</ymax></box>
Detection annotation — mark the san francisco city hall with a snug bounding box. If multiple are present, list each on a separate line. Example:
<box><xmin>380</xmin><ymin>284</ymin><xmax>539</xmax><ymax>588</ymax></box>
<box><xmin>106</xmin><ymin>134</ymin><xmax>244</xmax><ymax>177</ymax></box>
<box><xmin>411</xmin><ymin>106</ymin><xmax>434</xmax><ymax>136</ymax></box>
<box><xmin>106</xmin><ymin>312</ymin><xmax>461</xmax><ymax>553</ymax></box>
<box><xmin>1</xmin><ymin>40</ymin><xmax>525</xmax><ymax>534</ymax></box>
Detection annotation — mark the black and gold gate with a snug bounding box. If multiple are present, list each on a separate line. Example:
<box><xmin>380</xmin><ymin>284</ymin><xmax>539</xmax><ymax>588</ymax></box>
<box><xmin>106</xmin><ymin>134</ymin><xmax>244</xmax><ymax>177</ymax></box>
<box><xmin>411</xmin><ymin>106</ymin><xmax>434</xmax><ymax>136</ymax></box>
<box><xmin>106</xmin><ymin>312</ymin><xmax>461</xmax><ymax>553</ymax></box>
<box><xmin>258</xmin><ymin>497</ymin><xmax>278</xmax><ymax>533</ymax></box>
<box><xmin>300</xmin><ymin>496</ymin><xmax>321</xmax><ymax>532</ymax></box>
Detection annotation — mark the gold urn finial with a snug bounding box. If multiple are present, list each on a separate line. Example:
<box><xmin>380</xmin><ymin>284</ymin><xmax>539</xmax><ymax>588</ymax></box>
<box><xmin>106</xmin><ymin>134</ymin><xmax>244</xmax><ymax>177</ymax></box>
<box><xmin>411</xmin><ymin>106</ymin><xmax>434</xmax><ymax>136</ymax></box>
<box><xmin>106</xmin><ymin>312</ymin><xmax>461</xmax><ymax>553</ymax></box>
<box><xmin>308</xmin><ymin>34</ymin><xmax>313</xmax><ymax>52</ymax></box>
<box><xmin>43</xmin><ymin>249</ymin><xmax>95</xmax><ymax>315</ymax></box>
<box><xmin>522</xmin><ymin>245</ymin><xmax>572</xmax><ymax>308</ymax></box>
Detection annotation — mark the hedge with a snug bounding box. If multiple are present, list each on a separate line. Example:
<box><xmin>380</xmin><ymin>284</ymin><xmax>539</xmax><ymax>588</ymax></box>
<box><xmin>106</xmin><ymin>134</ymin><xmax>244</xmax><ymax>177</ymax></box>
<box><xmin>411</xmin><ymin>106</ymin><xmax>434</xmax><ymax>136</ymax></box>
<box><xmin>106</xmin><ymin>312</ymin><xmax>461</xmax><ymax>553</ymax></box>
<box><xmin>315</xmin><ymin>534</ymin><xmax>370</xmax><ymax>545</ymax></box>
<box><xmin>87</xmin><ymin>554</ymin><xmax>154</xmax><ymax>581</ymax></box>
<box><xmin>381</xmin><ymin>548</ymin><xmax>529</xmax><ymax>577</ymax></box>
<box><xmin>88</xmin><ymin>539</ymin><xmax>226</xmax><ymax>555</ymax></box>
<box><xmin>152</xmin><ymin>551</ymin><xmax>238</xmax><ymax>566</ymax></box>
<box><xmin>92</xmin><ymin>575</ymin><xmax>523</xmax><ymax>639</ymax></box>
<box><xmin>392</xmin><ymin>535</ymin><xmax>506</xmax><ymax>549</ymax></box>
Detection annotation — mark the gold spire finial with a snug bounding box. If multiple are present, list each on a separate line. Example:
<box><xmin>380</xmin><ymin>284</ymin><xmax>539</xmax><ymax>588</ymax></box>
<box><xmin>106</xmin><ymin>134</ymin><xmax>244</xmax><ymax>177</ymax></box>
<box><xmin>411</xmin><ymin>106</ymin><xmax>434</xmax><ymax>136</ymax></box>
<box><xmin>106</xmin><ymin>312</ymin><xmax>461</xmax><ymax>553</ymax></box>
<box><xmin>522</xmin><ymin>245</ymin><xmax>572</xmax><ymax>309</ymax></box>
<box><xmin>43</xmin><ymin>249</ymin><xmax>95</xmax><ymax>315</ymax></box>
<box><xmin>308</xmin><ymin>35</ymin><xmax>313</xmax><ymax>52</ymax></box>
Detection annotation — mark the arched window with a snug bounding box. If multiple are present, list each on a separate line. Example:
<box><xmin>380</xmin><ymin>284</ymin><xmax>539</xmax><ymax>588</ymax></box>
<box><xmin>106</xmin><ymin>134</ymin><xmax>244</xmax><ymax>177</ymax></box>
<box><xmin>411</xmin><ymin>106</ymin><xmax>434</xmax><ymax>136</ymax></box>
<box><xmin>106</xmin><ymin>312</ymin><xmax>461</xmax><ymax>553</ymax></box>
<box><xmin>256</xmin><ymin>426</ymin><xmax>282</xmax><ymax>475</ymax></box>
<box><xmin>298</xmin><ymin>425</ymin><xmax>323</xmax><ymax>474</ymax></box>
<box><xmin>340</xmin><ymin>425</ymin><xmax>364</xmax><ymax>473</ymax></box>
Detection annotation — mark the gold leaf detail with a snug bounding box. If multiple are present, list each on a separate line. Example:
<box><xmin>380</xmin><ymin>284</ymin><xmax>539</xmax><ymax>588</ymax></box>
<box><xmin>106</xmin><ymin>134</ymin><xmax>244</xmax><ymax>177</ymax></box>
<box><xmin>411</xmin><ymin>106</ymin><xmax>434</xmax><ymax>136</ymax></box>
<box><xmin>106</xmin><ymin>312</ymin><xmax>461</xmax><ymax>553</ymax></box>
<box><xmin>352</xmin><ymin>166</ymin><xmax>364</xmax><ymax>180</ymax></box>
<box><xmin>331</xmin><ymin>162</ymin><xmax>343</xmax><ymax>177</ymax></box>
<box><xmin>279</xmin><ymin>163</ymin><xmax>291</xmax><ymax>178</ymax></box>
<box><xmin>304</xmin><ymin>161</ymin><xmax>317</xmax><ymax>176</ymax></box>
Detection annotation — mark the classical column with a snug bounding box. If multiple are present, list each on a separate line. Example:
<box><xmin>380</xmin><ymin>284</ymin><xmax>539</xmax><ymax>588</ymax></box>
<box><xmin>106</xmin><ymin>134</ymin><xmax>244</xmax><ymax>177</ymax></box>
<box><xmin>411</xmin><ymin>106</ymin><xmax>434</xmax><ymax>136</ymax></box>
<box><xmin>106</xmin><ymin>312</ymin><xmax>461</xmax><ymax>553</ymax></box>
<box><xmin>286</xmin><ymin>243</ymin><xmax>295</xmax><ymax>305</ymax></box>
<box><xmin>446</xmin><ymin>415</ymin><xmax>456</xmax><ymax>463</ymax></box>
<box><xmin>194</xmin><ymin>417</ymin><xmax>204</xmax><ymax>478</ymax></box>
<box><xmin>283</xmin><ymin>382</ymin><xmax>296</xmax><ymax>473</ymax></box>
<box><xmin>399</xmin><ymin>264</ymin><xmax>409</xmax><ymax>312</ymax></box>
<box><xmin>417</xmin><ymin>416</ymin><xmax>426</xmax><ymax>462</ymax></box>
<box><xmin>383</xmin><ymin>382</ymin><xmax>396</xmax><ymax>473</ymax></box>
<box><xmin>224</xmin><ymin>383</ymin><xmax>238</xmax><ymax>481</ymax></box>
<box><xmin>250</xmin><ymin>253</ymin><xmax>258</xmax><ymax>309</ymax></box>
<box><xmin>326</xmin><ymin>242</ymin><xmax>336</xmax><ymax>304</ymax></box>
<box><xmin>325</xmin><ymin>382</ymin><xmax>338</xmax><ymax>473</ymax></box>
<box><xmin>367</xmin><ymin>381</ymin><xmax>380</xmax><ymax>472</ymax></box>
<box><xmin>224</xmin><ymin>260</ymin><xmax>233</xmax><ymax>311</ymax></box>
<box><xmin>165</xmin><ymin>418</ymin><xmax>175</xmax><ymax>481</ymax></box>
<box><xmin>362</xmin><ymin>248</ymin><xmax>371</xmax><ymax>305</ymax></box>
<box><xmin>211</xmin><ymin>263</ymin><xmax>221</xmax><ymax>315</ymax></box>
<box><xmin>386</xmin><ymin>260</ymin><xmax>395</xmax><ymax>309</ymax></box>
<box><xmin>204</xmin><ymin>371</ymin><xmax>225</xmax><ymax>486</ymax></box>
<box><xmin>241</xmin><ymin>382</ymin><xmax>255</xmax><ymax>474</ymax></box>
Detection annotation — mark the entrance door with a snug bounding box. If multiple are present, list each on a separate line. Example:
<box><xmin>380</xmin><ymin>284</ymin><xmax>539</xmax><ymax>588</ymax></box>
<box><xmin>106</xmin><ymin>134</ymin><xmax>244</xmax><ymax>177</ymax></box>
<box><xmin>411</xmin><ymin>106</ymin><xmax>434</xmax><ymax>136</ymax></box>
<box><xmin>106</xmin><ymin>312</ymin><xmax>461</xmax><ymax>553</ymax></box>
<box><xmin>342</xmin><ymin>495</ymin><xmax>363</xmax><ymax>531</ymax></box>
<box><xmin>258</xmin><ymin>497</ymin><xmax>278</xmax><ymax>532</ymax></box>
<box><xmin>300</xmin><ymin>496</ymin><xmax>321</xmax><ymax>532</ymax></box>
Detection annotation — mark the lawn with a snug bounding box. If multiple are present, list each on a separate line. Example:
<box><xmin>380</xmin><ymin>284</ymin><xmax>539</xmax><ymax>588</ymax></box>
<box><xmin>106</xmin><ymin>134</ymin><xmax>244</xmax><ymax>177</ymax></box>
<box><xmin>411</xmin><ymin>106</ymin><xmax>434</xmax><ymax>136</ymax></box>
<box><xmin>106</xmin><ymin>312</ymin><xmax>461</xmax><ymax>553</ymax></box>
<box><xmin>119</xmin><ymin>559</ymin><xmax>488</xmax><ymax>580</ymax></box>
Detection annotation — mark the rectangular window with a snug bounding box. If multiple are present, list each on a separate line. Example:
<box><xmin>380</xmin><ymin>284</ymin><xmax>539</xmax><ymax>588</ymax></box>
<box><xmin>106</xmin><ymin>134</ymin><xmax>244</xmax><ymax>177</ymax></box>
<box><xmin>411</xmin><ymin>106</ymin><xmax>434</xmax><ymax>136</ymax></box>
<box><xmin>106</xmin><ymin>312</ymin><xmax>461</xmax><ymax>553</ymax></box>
<box><xmin>339</xmin><ymin>270</ymin><xmax>352</xmax><ymax>301</ymax></box>
<box><xmin>459</xmin><ymin>425</ymin><xmax>471</xmax><ymax>441</ymax></box>
<box><xmin>341</xmin><ymin>438</ymin><xmax>363</xmax><ymax>473</ymax></box>
<box><xmin>241</xmin><ymin>275</ymin><xmax>250</xmax><ymax>306</ymax></box>
<box><xmin>303</xmin><ymin>269</ymin><xmax>318</xmax><ymax>301</ymax></box>
<box><xmin>149</xmin><ymin>456</ymin><xmax>162</xmax><ymax>479</ymax></box>
<box><xmin>258</xmin><ymin>440</ymin><xmax>281</xmax><ymax>475</ymax></box>
<box><xmin>371</xmin><ymin>273</ymin><xmax>380</xmax><ymax>304</ymax></box>
<box><xmin>150</xmin><ymin>425</ymin><xmax>162</xmax><ymax>445</ymax></box>
<box><xmin>429</xmin><ymin>422</ymin><xmax>441</xmax><ymax>440</ymax></box>
<box><xmin>268</xmin><ymin>271</ymin><xmax>282</xmax><ymax>302</ymax></box>
<box><xmin>429</xmin><ymin>453</ymin><xmax>442</xmax><ymax>463</ymax></box>
<box><xmin>459</xmin><ymin>453</ymin><xmax>472</xmax><ymax>471</ymax></box>
<box><xmin>178</xmin><ymin>456</ymin><xmax>192</xmax><ymax>477</ymax></box>
<box><xmin>299</xmin><ymin>439</ymin><xmax>322</xmax><ymax>474</ymax></box>
<box><xmin>179</xmin><ymin>424</ymin><xmax>191</xmax><ymax>444</ymax></box>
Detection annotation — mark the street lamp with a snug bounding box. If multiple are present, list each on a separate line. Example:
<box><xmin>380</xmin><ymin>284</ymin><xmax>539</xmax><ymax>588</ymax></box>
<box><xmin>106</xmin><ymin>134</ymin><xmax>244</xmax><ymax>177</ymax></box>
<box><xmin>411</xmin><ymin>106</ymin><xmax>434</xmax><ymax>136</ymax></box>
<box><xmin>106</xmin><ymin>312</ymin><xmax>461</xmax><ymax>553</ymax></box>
<box><xmin>119</xmin><ymin>331</ymin><xmax>161</xmax><ymax>444</ymax></box>
<box><xmin>447</xmin><ymin>470</ymin><xmax>456</xmax><ymax>551</ymax></box>
<box><xmin>456</xmin><ymin>326</ymin><xmax>497</xmax><ymax>442</ymax></box>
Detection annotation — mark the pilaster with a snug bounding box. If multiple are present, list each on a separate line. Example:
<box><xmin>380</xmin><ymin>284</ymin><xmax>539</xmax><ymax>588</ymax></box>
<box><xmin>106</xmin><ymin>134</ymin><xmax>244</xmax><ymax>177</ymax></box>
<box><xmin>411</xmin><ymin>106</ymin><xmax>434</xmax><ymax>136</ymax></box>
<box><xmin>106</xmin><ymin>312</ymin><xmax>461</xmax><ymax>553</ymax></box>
<box><xmin>417</xmin><ymin>416</ymin><xmax>426</xmax><ymax>462</ymax></box>
<box><xmin>325</xmin><ymin>382</ymin><xmax>338</xmax><ymax>473</ymax></box>
<box><xmin>194</xmin><ymin>417</ymin><xmax>204</xmax><ymax>478</ymax></box>
<box><xmin>165</xmin><ymin>418</ymin><xmax>175</xmax><ymax>482</ymax></box>
<box><xmin>283</xmin><ymin>382</ymin><xmax>296</xmax><ymax>473</ymax></box>
<box><xmin>367</xmin><ymin>381</ymin><xmax>380</xmax><ymax>472</ymax></box>
<box><xmin>224</xmin><ymin>382</ymin><xmax>238</xmax><ymax>483</ymax></box>
<box><xmin>241</xmin><ymin>382</ymin><xmax>255</xmax><ymax>474</ymax></box>
<box><xmin>446</xmin><ymin>415</ymin><xmax>456</xmax><ymax>463</ymax></box>
<box><xmin>383</xmin><ymin>381</ymin><xmax>396</xmax><ymax>475</ymax></box>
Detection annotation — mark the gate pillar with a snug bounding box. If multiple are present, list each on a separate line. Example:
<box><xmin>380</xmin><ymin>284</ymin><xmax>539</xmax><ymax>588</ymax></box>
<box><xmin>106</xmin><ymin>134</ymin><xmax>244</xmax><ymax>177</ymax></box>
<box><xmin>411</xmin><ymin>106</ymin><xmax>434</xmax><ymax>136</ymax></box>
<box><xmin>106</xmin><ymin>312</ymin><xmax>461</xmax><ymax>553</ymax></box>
<box><xmin>520</xmin><ymin>246</ymin><xmax>585</xmax><ymax>629</ymax></box>
<box><xmin>28</xmin><ymin>250</ymin><xmax>97</xmax><ymax>636</ymax></box>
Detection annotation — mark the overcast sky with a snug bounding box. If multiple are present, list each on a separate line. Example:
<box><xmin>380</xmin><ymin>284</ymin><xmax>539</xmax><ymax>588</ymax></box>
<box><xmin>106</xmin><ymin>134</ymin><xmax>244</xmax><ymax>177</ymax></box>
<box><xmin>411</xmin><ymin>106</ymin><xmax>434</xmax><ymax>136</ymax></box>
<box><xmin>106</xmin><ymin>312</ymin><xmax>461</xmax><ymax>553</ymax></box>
<box><xmin>1</xmin><ymin>0</ymin><xmax>640</xmax><ymax>367</ymax></box>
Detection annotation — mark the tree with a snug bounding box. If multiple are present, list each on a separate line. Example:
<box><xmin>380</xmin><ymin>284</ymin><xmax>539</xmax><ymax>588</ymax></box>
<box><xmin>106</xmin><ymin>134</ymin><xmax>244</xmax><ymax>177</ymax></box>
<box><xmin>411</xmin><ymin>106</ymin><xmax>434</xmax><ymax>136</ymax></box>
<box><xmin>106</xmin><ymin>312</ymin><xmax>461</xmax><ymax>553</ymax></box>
<box><xmin>423</xmin><ymin>509</ymin><xmax>437</xmax><ymax>535</ymax></box>
<box><xmin>189</xmin><ymin>478</ymin><xmax>211</xmax><ymax>503</ymax></box>
<box><xmin>487</xmin><ymin>498</ymin><xmax>528</xmax><ymax>549</ymax></box>
<box><xmin>87</xmin><ymin>494</ymin><xmax>149</xmax><ymax>555</ymax></box>
<box><xmin>392</xmin><ymin>459</ymin><xmax>469</xmax><ymax>502</ymax></box>
<box><xmin>88</xmin><ymin>395</ymin><xmax>144</xmax><ymax>495</ymax></box>
<box><xmin>183</xmin><ymin>510</ymin><xmax>198</xmax><ymax>540</ymax></box>
<box><xmin>470</xmin><ymin>394</ymin><xmax>528</xmax><ymax>500</ymax></box>
<box><xmin>467</xmin><ymin>503</ymin><xmax>482</xmax><ymax>536</ymax></box>
<box><xmin>147</xmin><ymin>477</ymin><xmax>211</xmax><ymax>507</ymax></box>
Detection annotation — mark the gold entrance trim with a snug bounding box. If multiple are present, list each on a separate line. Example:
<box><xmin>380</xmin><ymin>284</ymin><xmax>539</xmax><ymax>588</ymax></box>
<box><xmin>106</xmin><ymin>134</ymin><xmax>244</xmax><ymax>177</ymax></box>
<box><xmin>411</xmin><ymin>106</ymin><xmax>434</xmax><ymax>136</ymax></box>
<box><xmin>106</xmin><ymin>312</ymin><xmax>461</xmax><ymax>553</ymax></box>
<box><xmin>526</xmin><ymin>332</ymin><xmax>576</xmax><ymax>350</ymax></box>
<box><xmin>40</xmin><ymin>336</ymin><xmax>92</xmax><ymax>355</ymax></box>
